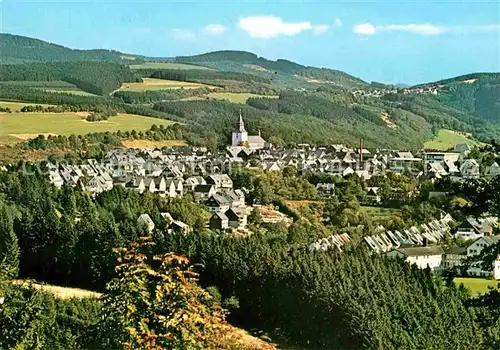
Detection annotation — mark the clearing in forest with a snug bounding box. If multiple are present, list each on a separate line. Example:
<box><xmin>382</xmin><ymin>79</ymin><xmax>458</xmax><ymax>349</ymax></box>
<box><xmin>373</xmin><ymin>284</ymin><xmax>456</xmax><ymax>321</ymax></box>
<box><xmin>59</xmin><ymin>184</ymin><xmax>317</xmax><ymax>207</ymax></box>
<box><xmin>0</xmin><ymin>100</ymin><xmax>54</xmax><ymax>110</ymax></box>
<box><xmin>0</xmin><ymin>112</ymin><xmax>170</xmax><ymax>143</ymax></box>
<box><xmin>207</xmin><ymin>92</ymin><xmax>278</xmax><ymax>104</ymax></box>
<box><xmin>423</xmin><ymin>129</ymin><xmax>482</xmax><ymax>150</ymax></box>
<box><xmin>121</xmin><ymin>139</ymin><xmax>187</xmax><ymax>149</ymax></box>
<box><xmin>454</xmin><ymin>277</ymin><xmax>500</xmax><ymax>296</ymax></box>
<box><xmin>129</xmin><ymin>62</ymin><xmax>213</xmax><ymax>70</ymax></box>
<box><xmin>119</xmin><ymin>78</ymin><xmax>209</xmax><ymax>91</ymax></box>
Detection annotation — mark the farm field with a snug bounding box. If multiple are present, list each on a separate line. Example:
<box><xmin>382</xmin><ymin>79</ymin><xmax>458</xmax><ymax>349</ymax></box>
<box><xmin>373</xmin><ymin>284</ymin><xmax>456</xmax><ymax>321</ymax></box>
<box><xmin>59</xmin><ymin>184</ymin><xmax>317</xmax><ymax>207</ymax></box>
<box><xmin>0</xmin><ymin>100</ymin><xmax>53</xmax><ymax>110</ymax></box>
<box><xmin>121</xmin><ymin>139</ymin><xmax>187</xmax><ymax>149</ymax></box>
<box><xmin>454</xmin><ymin>278</ymin><xmax>500</xmax><ymax>296</ymax></box>
<box><xmin>361</xmin><ymin>206</ymin><xmax>401</xmax><ymax>218</ymax></box>
<box><xmin>207</xmin><ymin>92</ymin><xmax>278</xmax><ymax>104</ymax></box>
<box><xmin>119</xmin><ymin>78</ymin><xmax>209</xmax><ymax>91</ymax></box>
<box><xmin>13</xmin><ymin>280</ymin><xmax>102</xmax><ymax>299</ymax></box>
<box><xmin>44</xmin><ymin>89</ymin><xmax>97</xmax><ymax>96</ymax></box>
<box><xmin>129</xmin><ymin>62</ymin><xmax>213</xmax><ymax>70</ymax></box>
<box><xmin>424</xmin><ymin>129</ymin><xmax>481</xmax><ymax>150</ymax></box>
<box><xmin>0</xmin><ymin>112</ymin><xmax>170</xmax><ymax>142</ymax></box>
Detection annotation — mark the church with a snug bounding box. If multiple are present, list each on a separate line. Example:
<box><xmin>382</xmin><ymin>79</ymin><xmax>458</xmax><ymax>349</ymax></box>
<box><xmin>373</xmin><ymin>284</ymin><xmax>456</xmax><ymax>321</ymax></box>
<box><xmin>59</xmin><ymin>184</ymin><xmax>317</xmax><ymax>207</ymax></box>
<box><xmin>231</xmin><ymin>113</ymin><xmax>269</xmax><ymax>150</ymax></box>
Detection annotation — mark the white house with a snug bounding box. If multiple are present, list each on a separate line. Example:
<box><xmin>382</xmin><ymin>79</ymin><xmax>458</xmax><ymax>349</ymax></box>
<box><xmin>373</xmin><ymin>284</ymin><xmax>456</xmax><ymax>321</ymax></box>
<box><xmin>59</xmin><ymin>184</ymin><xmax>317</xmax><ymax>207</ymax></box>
<box><xmin>386</xmin><ymin>246</ymin><xmax>444</xmax><ymax>271</ymax></box>
<box><xmin>442</xmin><ymin>247</ymin><xmax>467</xmax><ymax>270</ymax></box>
<box><xmin>485</xmin><ymin>162</ymin><xmax>500</xmax><ymax>178</ymax></box>
<box><xmin>137</xmin><ymin>214</ymin><xmax>155</xmax><ymax>233</ymax></box>
<box><xmin>495</xmin><ymin>256</ymin><xmax>500</xmax><ymax>279</ymax></box>
<box><xmin>466</xmin><ymin>236</ymin><xmax>500</xmax><ymax>277</ymax></box>
<box><xmin>460</xmin><ymin>159</ymin><xmax>480</xmax><ymax>179</ymax></box>
<box><xmin>365</xmin><ymin>187</ymin><xmax>381</xmax><ymax>204</ymax></box>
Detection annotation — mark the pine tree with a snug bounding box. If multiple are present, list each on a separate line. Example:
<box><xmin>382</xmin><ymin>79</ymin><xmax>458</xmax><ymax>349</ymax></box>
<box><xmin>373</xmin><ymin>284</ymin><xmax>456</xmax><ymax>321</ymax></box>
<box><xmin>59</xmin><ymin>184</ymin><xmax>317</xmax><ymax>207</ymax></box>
<box><xmin>0</xmin><ymin>203</ymin><xmax>20</xmax><ymax>277</ymax></box>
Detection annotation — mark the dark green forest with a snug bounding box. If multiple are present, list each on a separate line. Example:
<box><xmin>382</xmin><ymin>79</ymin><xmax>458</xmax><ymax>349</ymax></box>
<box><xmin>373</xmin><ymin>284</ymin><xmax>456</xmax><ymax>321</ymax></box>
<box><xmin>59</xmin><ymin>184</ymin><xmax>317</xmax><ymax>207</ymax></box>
<box><xmin>0</xmin><ymin>33</ymin><xmax>145</xmax><ymax>64</ymax></box>
<box><xmin>0</xmin><ymin>61</ymin><xmax>139</xmax><ymax>95</ymax></box>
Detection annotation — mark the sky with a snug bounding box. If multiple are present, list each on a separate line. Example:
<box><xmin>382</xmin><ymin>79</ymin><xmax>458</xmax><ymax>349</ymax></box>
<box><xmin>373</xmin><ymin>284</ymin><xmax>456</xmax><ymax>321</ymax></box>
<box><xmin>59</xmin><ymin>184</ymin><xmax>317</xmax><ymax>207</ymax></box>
<box><xmin>2</xmin><ymin>0</ymin><xmax>500</xmax><ymax>85</ymax></box>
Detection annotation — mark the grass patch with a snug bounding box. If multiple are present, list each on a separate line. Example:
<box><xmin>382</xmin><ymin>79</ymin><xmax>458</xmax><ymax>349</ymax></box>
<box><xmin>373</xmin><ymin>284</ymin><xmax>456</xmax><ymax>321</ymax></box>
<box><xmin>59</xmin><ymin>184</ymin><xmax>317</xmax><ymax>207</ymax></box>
<box><xmin>121</xmin><ymin>139</ymin><xmax>186</xmax><ymax>149</ymax></box>
<box><xmin>129</xmin><ymin>62</ymin><xmax>212</xmax><ymax>70</ymax></box>
<box><xmin>424</xmin><ymin>129</ymin><xmax>482</xmax><ymax>150</ymax></box>
<box><xmin>119</xmin><ymin>78</ymin><xmax>208</xmax><ymax>91</ymax></box>
<box><xmin>0</xmin><ymin>112</ymin><xmax>170</xmax><ymax>143</ymax></box>
<box><xmin>361</xmin><ymin>206</ymin><xmax>401</xmax><ymax>218</ymax></box>
<box><xmin>13</xmin><ymin>280</ymin><xmax>101</xmax><ymax>299</ymax></box>
<box><xmin>454</xmin><ymin>277</ymin><xmax>500</xmax><ymax>296</ymax></box>
<box><xmin>0</xmin><ymin>100</ymin><xmax>53</xmax><ymax>110</ymax></box>
<box><xmin>44</xmin><ymin>89</ymin><xmax>97</xmax><ymax>96</ymax></box>
<box><xmin>207</xmin><ymin>92</ymin><xmax>278</xmax><ymax>104</ymax></box>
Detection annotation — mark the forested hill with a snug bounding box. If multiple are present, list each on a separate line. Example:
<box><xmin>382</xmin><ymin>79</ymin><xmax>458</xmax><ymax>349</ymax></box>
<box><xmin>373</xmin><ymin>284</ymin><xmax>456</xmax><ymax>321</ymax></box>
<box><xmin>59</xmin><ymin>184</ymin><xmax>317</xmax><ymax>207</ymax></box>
<box><xmin>0</xmin><ymin>33</ymin><xmax>145</xmax><ymax>64</ymax></box>
<box><xmin>422</xmin><ymin>74</ymin><xmax>500</xmax><ymax>123</ymax></box>
<box><xmin>175</xmin><ymin>50</ymin><xmax>369</xmax><ymax>89</ymax></box>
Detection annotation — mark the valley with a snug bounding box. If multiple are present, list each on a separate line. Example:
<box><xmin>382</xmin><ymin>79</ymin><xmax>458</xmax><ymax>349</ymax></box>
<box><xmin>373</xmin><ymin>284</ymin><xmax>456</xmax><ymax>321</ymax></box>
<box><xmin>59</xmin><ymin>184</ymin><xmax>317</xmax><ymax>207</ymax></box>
<box><xmin>0</xmin><ymin>30</ymin><xmax>499</xmax><ymax>350</ymax></box>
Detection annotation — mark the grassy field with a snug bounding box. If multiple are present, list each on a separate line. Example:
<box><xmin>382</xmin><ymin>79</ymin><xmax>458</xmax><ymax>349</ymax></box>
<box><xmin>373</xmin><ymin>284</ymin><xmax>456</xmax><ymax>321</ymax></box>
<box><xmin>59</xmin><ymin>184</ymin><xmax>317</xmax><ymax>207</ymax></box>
<box><xmin>454</xmin><ymin>277</ymin><xmax>500</xmax><ymax>295</ymax></box>
<box><xmin>121</xmin><ymin>139</ymin><xmax>186</xmax><ymax>149</ymax></box>
<box><xmin>13</xmin><ymin>280</ymin><xmax>101</xmax><ymax>299</ymax></box>
<box><xmin>44</xmin><ymin>89</ymin><xmax>97</xmax><ymax>96</ymax></box>
<box><xmin>0</xmin><ymin>100</ymin><xmax>53</xmax><ymax>110</ymax></box>
<box><xmin>361</xmin><ymin>206</ymin><xmax>401</xmax><ymax>218</ymax></box>
<box><xmin>207</xmin><ymin>92</ymin><xmax>278</xmax><ymax>104</ymax></box>
<box><xmin>424</xmin><ymin>129</ymin><xmax>482</xmax><ymax>150</ymax></box>
<box><xmin>129</xmin><ymin>62</ymin><xmax>212</xmax><ymax>70</ymax></box>
<box><xmin>0</xmin><ymin>112</ymin><xmax>170</xmax><ymax>142</ymax></box>
<box><xmin>119</xmin><ymin>78</ymin><xmax>208</xmax><ymax>91</ymax></box>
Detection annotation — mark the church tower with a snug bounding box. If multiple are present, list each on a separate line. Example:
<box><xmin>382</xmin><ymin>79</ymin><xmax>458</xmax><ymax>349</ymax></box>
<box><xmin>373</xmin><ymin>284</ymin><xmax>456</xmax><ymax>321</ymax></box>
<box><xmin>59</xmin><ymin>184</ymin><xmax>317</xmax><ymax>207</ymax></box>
<box><xmin>232</xmin><ymin>112</ymin><xmax>248</xmax><ymax>146</ymax></box>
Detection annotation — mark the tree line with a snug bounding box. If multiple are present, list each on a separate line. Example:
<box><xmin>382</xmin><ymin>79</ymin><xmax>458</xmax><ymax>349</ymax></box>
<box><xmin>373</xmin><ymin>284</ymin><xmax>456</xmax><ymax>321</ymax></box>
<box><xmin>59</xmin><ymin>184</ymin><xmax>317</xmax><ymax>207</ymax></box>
<box><xmin>0</xmin><ymin>62</ymin><xmax>139</xmax><ymax>95</ymax></box>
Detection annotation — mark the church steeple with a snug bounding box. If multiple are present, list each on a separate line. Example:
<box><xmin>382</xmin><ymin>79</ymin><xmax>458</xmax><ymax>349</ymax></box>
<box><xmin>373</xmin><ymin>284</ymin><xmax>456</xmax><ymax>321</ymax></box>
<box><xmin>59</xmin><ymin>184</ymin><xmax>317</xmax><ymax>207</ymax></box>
<box><xmin>238</xmin><ymin>111</ymin><xmax>246</xmax><ymax>132</ymax></box>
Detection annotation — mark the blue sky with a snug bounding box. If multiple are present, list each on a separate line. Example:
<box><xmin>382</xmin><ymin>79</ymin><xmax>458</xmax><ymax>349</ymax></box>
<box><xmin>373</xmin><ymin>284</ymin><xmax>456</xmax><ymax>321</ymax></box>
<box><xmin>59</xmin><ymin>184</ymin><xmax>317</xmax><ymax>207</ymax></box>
<box><xmin>2</xmin><ymin>0</ymin><xmax>499</xmax><ymax>84</ymax></box>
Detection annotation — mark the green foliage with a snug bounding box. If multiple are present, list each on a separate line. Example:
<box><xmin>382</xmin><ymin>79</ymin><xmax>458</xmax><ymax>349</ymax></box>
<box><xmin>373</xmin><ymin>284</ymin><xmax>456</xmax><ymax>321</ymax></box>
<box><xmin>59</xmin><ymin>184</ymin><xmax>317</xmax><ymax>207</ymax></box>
<box><xmin>153</xmin><ymin>91</ymin><xmax>434</xmax><ymax>148</ymax></box>
<box><xmin>161</xmin><ymin>232</ymin><xmax>483</xmax><ymax>349</ymax></box>
<box><xmin>0</xmin><ymin>265</ymin><xmax>101</xmax><ymax>349</ymax></box>
<box><xmin>96</xmin><ymin>237</ymin><xmax>227</xmax><ymax>349</ymax></box>
<box><xmin>0</xmin><ymin>61</ymin><xmax>139</xmax><ymax>95</ymax></box>
<box><xmin>0</xmin><ymin>202</ymin><xmax>20</xmax><ymax>277</ymax></box>
<box><xmin>113</xmin><ymin>87</ymin><xmax>213</xmax><ymax>104</ymax></box>
<box><xmin>149</xmin><ymin>68</ymin><xmax>272</xmax><ymax>85</ymax></box>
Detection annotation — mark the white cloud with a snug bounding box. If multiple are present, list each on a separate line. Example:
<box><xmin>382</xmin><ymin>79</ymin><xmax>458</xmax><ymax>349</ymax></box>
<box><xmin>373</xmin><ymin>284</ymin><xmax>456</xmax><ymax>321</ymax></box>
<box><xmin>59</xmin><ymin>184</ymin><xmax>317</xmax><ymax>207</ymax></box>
<box><xmin>335</xmin><ymin>18</ymin><xmax>342</xmax><ymax>28</ymax></box>
<box><xmin>238</xmin><ymin>16</ymin><xmax>327</xmax><ymax>38</ymax></box>
<box><xmin>171</xmin><ymin>29</ymin><xmax>195</xmax><ymax>41</ymax></box>
<box><xmin>313</xmin><ymin>24</ymin><xmax>329</xmax><ymax>35</ymax></box>
<box><xmin>352</xmin><ymin>23</ymin><xmax>376</xmax><ymax>35</ymax></box>
<box><xmin>379</xmin><ymin>24</ymin><xmax>447</xmax><ymax>35</ymax></box>
<box><xmin>202</xmin><ymin>24</ymin><xmax>227</xmax><ymax>36</ymax></box>
<box><xmin>352</xmin><ymin>22</ymin><xmax>500</xmax><ymax>36</ymax></box>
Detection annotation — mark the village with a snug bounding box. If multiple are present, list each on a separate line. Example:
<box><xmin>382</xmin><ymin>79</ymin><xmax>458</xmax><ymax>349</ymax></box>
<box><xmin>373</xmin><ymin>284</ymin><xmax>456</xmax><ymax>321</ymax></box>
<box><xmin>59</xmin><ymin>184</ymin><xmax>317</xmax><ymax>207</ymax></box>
<box><xmin>15</xmin><ymin>115</ymin><xmax>497</xmax><ymax>281</ymax></box>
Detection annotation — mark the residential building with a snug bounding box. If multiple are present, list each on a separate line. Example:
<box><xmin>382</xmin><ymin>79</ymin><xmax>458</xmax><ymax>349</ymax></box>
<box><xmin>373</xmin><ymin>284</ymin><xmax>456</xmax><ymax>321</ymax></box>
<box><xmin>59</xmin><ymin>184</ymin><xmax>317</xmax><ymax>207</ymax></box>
<box><xmin>386</xmin><ymin>246</ymin><xmax>444</xmax><ymax>271</ymax></box>
<box><xmin>137</xmin><ymin>214</ymin><xmax>155</xmax><ymax>233</ymax></box>
<box><xmin>209</xmin><ymin>212</ymin><xmax>229</xmax><ymax>231</ymax></box>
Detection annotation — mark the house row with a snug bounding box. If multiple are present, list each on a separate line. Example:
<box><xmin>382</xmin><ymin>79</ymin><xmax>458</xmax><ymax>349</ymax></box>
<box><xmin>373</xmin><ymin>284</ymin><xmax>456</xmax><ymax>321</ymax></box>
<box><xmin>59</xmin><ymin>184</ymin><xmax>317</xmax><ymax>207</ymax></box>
<box><xmin>308</xmin><ymin>233</ymin><xmax>352</xmax><ymax>252</ymax></box>
<box><xmin>47</xmin><ymin>145</ymin><xmax>499</xmax><ymax>196</ymax></box>
<box><xmin>363</xmin><ymin>214</ymin><xmax>454</xmax><ymax>253</ymax></box>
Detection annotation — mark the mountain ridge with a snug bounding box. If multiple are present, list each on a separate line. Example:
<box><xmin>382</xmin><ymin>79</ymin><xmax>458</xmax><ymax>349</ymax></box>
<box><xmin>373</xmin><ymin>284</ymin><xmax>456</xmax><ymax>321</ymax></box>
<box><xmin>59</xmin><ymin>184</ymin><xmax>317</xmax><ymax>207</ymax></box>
<box><xmin>0</xmin><ymin>33</ymin><xmax>145</xmax><ymax>64</ymax></box>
